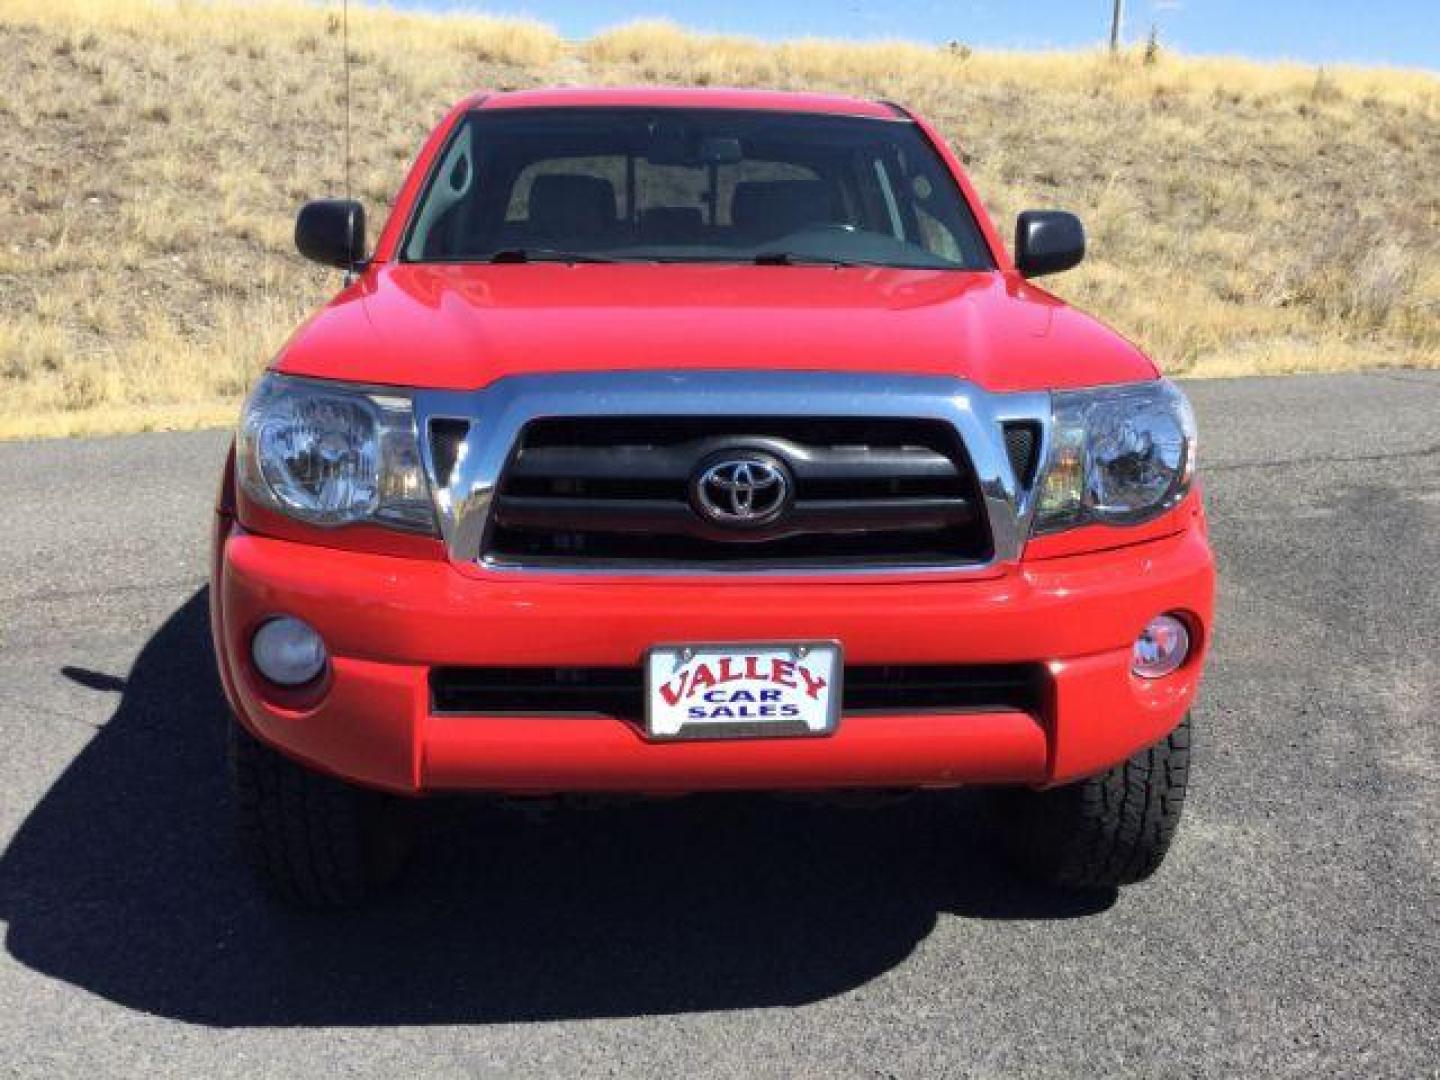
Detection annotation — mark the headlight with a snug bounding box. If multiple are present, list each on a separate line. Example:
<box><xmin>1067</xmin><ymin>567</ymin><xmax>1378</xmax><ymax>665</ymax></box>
<box><xmin>1033</xmin><ymin>379</ymin><xmax>1196</xmax><ymax>534</ymax></box>
<box><xmin>237</xmin><ymin>373</ymin><xmax>435</xmax><ymax>532</ymax></box>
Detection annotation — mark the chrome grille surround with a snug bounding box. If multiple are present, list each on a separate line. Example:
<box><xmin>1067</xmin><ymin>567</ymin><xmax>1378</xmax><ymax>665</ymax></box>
<box><xmin>412</xmin><ymin>370</ymin><xmax>1052</xmax><ymax>575</ymax></box>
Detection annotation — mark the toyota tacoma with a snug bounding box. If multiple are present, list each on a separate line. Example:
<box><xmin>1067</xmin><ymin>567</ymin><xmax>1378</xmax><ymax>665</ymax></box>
<box><xmin>212</xmin><ymin>87</ymin><xmax>1213</xmax><ymax>906</ymax></box>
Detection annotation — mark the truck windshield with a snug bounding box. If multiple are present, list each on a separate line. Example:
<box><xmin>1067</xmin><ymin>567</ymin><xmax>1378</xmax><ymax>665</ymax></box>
<box><xmin>402</xmin><ymin>108</ymin><xmax>993</xmax><ymax>270</ymax></box>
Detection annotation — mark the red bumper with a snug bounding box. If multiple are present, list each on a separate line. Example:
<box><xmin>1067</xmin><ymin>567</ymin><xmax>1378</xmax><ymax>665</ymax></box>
<box><xmin>213</xmin><ymin>520</ymin><xmax>1213</xmax><ymax>796</ymax></box>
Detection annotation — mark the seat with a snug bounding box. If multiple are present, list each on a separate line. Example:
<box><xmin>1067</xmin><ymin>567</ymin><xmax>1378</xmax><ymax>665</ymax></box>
<box><xmin>731</xmin><ymin>180</ymin><xmax>833</xmax><ymax>241</ymax></box>
<box><xmin>526</xmin><ymin>174</ymin><xmax>617</xmax><ymax>244</ymax></box>
<box><xmin>639</xmin><ymin>206</ymin><xmax>705</xmax><ymax>245</ymax></box>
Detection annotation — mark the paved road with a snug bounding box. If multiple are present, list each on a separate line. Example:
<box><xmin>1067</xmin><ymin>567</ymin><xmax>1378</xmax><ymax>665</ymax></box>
<box><xmin>0</xmin><ymin>373</ymin><xmax>1436</xmax><ymax>1078</ymax></box>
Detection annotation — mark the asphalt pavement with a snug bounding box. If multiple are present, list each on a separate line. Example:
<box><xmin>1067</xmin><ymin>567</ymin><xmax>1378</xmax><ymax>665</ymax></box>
<box><xmin>0</xmin><ymin>372</ymin><xmax>1436</xmax><ymax>1077</ymax></box>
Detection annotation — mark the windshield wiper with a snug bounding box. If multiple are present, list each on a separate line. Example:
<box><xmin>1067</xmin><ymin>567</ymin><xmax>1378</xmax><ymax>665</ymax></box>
<box><xmin>487</xmin><ymin>248</ymin><xmax>619</xmax><ymax>264</ymax></box>
<box><xmin>753</xmin><ymin>251</ymin><xmax>864</xmax><ymax>267</ymax></box>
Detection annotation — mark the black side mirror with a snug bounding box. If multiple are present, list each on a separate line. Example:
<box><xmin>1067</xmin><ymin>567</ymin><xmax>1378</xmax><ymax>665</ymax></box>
<box><xmin>1015</xmin><ymin>210</ymin><xmax>1085</xmax><ymax>278</ymax></box>
<box><xmin>295</xmin><ymin>198</ymin><xmax>366</xmax><ymax>271</ymax></box>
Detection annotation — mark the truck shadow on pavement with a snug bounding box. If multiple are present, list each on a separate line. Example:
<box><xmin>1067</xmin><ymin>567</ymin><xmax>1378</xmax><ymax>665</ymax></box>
<box><xmin>0</xmin><ymin>589</ymin><xmax>1112</xmax><ymax>1027</ymax></box>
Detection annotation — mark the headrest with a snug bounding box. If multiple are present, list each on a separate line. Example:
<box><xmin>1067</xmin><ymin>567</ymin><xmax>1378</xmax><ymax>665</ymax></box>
<box><xmin>527</xmin><ymin>174</ymin><xmax>617</xmax><ymax>237</ymax></box>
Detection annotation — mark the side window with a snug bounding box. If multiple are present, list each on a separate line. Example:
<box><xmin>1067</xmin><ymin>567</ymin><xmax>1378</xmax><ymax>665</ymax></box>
<box><xmin>909</xmin><ymin>173</ymin><xmax>969</xmax><ymax>262</ymax></box>
<box><xmin>915</xmin><ymin>205</ymin><xmax>963</xmax><ymax>261</ymax></box>
<box><xmin>404</xmin><ymin>124</ymin><xmax>474</xmax><ymax>259</ymax></box>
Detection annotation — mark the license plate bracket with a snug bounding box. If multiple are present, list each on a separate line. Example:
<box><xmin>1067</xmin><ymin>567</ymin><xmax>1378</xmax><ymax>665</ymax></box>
<box><xmin>644</xmin><ymin>642</ymin><xmax>842</xmax><ymax>741</ymax></box>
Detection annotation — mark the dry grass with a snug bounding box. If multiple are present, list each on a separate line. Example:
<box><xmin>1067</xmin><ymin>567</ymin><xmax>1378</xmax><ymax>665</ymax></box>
<box><xmin>589</xmin><ymin>19</ymin><xmax>1439</xmax><ymax>106</ymax></box>
<box><xmin>1</xmin><ymin>1</ymin><xmax>1437</xmax><ymax>438</ymax></box>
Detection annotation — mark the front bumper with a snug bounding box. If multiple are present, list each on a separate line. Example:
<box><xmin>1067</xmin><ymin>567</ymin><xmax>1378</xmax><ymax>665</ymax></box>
<box><xmin>213</xmin><ymin>517</ymin><xmax>1213</xmax><ymax>796</ymax></box>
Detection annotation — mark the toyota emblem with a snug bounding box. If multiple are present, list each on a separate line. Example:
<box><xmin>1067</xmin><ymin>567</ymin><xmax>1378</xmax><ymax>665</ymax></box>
<box><xmin>691</xmin><ymin>453</ymin><xmax>792</xmax><ymax>527</ymax></box>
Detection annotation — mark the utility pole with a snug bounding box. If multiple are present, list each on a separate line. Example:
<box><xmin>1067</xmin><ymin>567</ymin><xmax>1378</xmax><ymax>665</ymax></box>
<box><xmin>1109</xmin><ymin>0</ymin><xmax>1124</xmax><ymax>51</ymax></box>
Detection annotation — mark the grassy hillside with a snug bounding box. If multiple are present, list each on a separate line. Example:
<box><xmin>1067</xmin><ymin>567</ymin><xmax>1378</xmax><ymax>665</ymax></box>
<box><xmin>1</xmin><ymin>0</ymin><xmax>1437</xmax><ymax>438</ymax></box>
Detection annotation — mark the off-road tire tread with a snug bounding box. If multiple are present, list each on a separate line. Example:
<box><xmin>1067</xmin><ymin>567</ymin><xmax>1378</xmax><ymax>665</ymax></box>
<box><xmin>1001</xmin><ymin>714</ymin><xmax>1191</xmax><ymax>890</ymax></box>
<box><xmin>230</xmin><ymin>719</ymin><xmax>404</xmax><ymax>907</ymax></box>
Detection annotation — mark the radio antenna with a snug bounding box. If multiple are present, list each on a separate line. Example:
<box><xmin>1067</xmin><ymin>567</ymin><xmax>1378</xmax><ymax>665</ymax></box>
<box><xmin>342</xmin><ymin>0</ymin><xmax>352</xmax><ymax>200</ymax></box>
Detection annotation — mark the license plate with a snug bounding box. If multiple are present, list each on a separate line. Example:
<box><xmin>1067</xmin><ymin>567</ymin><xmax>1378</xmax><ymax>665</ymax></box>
<box><xmin>645</xmin><ymin>642</ymin><xmax>842</xmax><ymax>740</ymax></box>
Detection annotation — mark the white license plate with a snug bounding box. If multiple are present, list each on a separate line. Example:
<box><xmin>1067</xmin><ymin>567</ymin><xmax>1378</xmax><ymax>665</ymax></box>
<box><xmin>645</xmin><ymin>642</ymin><xmax>842</xmax><ymax>740</ymax></box>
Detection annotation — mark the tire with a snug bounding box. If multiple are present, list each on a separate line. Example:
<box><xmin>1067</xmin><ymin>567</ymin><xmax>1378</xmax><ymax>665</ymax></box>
<box><xmin>997</xmin><ymin>713</ymin><xmax>1192</xmax><ymax>890</ymax></box>
<box><xmin>229</xmin><ymin>718</ymin><xmax>416</xmax><ymax>907</ymax></box>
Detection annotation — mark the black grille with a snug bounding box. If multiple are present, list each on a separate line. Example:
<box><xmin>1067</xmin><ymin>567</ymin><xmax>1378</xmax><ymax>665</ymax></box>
<box><xmin>428</xmin><ymin>418</ymin><xmax>470</xmax><ymax>489</ymax></box>
<box><xmin>430</xmin><ymin>663</ymin><xmax>1046</xmax><ymax>719</ymax></box>
<box><xmin>432</xmin><ymin>666</ymin><xmax>642</xmax><ymax>718</ymax></box>
<box><xmin>1002</xmin><ymin>421</ymin><xmax>1042</xmax><ymax>488</ymax></box>
<box><xmin>483</xmin><ymin>417</ymin><xmax>992</xmax><ymax>569</ymax></box>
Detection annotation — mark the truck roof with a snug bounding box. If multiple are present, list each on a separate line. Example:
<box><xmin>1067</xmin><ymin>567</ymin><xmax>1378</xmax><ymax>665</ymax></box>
<box><xmin>464</xmin><ymin>86</ymin><xmax>904</xmax><ymax>120</ymax></box>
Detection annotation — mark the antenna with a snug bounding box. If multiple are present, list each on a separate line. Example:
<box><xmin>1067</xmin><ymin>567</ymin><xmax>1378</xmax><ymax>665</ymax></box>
<box><xmin>342</xmin><ymin>0</ymin><xmax>352</xmax><ymax>200</ymax></box>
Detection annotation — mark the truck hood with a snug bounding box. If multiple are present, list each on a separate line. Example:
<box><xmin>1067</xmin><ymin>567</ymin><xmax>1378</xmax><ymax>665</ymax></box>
<box><xmin>274</xmin><ymin>263</ymin><xmax>1156</xmax><ymax>394</ymax></box>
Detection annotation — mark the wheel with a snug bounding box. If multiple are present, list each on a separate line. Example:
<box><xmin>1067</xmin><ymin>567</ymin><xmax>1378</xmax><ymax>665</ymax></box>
<box><xmin>229</xmin><ymin>718</ymin><xmax>416</xmax><ymax>907</ymax></box>
<box><xmin>997</xmin><ymin>714</ymin><xmax>1192</xmax><ymax>890</ymax></box>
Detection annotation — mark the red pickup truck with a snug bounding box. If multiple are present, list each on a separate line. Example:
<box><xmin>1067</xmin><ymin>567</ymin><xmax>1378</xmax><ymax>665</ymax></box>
<box><xmin>212</xmin><ymin>87</ymin><xmax>1213</xmax><ymax>907</ymax></box>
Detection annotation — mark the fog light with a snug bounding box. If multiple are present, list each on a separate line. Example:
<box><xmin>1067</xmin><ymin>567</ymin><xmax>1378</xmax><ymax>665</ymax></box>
<box><xmin>252</xmin><ymin>616</ymin><xmax>327</xmax><ymax>687</ymax></box>
<box><xmin>1132</xmin><ymin>614</ymin><xmax>1190</xmax><ymax>679</ymax></box>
